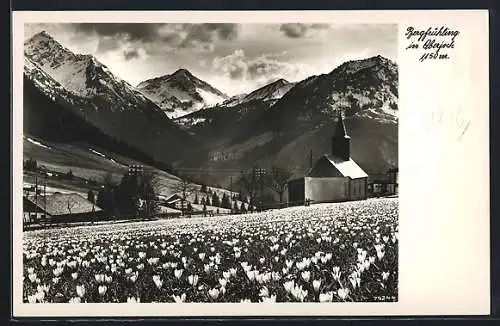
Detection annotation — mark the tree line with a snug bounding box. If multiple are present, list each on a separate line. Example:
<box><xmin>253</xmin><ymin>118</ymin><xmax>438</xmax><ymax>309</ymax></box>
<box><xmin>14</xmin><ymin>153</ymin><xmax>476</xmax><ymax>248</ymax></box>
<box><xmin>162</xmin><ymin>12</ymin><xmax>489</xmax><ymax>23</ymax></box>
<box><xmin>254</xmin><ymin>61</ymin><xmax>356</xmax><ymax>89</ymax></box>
<box><xmin>88</xmin><ymin>169</ymin><xmax>159</xmax><ymax>219</ymax></box>
<box><xmin>236</xmin><ymin>165</ymin><xmax>292</xmax><ymax>211</ymax></box>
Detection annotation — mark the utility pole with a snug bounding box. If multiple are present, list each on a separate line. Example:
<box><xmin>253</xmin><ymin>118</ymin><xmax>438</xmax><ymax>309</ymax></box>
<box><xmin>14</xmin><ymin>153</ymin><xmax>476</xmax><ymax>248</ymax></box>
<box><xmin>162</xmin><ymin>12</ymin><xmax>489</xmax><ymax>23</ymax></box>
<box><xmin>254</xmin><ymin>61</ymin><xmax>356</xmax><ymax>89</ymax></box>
<box><xmin>230</xmin><ymin>175</ymin><xmax>233</xmax><ymax>213</ymax></box>
<box><xmin>309</xmin><ymin>150</ymin><xmax>313</xmax><ymax>170</ymax></box>
<box><xmin>258</xmin><ymin>168</ymin><xmax>265</xmax><ymax>212</ymax></box>
<box><xmin>43</xmin><ymin>177</ymin><xmax>47</xmax><ymax>224</ymax></box>
<box><xmin>34</xmin><ymin>174</ymin><xmax>38</xmax><ymax>223</ymax></box>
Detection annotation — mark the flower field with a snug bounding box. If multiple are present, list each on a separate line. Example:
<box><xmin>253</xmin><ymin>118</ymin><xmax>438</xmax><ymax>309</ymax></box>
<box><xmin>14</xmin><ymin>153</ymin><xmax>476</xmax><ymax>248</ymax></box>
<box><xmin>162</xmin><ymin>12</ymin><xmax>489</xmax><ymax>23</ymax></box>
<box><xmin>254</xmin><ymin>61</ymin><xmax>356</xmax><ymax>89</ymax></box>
<box><xmin>23</xmin><ymin>197</ymin><xmax>398</xmax><ymax>303</ymax></box>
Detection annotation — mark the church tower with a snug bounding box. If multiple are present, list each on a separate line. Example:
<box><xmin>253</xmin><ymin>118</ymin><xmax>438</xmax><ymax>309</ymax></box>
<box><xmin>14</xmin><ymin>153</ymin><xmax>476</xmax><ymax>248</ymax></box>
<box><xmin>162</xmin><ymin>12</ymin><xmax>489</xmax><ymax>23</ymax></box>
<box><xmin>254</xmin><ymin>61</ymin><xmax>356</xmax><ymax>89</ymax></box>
<box><xmin>331</xmin><ymin>110</ymin><xmax>351</xmax><ymax>161</ymax></box>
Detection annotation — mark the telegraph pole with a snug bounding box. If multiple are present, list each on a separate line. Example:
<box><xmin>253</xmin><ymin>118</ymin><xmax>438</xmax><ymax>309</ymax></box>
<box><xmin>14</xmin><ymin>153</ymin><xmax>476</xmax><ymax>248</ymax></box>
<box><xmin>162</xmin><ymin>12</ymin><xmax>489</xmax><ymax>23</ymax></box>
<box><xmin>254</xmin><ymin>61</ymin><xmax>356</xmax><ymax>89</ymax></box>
<box><xmin>230</xmin><ymin>175</ymin><xmax>233</xmax><ymax>213</ymax></box>
<box><xmin>43</xmin><ymin>176</ymin><xmax>47</xmax><ymax>225</ymax></box>
<box><xmin>258</xmin><ymin>168</ymin><xmax>265</xmax><ymax>212</ymax></box>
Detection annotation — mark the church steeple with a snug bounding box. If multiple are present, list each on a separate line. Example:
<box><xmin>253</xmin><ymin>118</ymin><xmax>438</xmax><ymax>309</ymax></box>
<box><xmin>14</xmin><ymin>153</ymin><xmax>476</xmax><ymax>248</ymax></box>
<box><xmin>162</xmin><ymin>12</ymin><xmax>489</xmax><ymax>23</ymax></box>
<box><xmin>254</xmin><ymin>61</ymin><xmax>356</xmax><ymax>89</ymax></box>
<box><xmin>331</xmin><ymin>110</ymin><xmax>351</xmax><ymax>161</ymax></box>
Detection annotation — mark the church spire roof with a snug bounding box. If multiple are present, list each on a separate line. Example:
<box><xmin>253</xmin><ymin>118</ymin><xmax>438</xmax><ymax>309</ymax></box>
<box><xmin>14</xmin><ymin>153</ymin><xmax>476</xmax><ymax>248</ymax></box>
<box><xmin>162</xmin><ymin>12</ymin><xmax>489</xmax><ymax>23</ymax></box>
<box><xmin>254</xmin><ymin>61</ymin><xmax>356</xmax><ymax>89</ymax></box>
<box><xmin>334</xmin><ymin>110</ymin><xmax>349</xmax><ymax>138</ymax></box>
<box><xmin>331</xmin><ymin>110</ymin><xmax>351</xmax><ymax>161</ymax></box>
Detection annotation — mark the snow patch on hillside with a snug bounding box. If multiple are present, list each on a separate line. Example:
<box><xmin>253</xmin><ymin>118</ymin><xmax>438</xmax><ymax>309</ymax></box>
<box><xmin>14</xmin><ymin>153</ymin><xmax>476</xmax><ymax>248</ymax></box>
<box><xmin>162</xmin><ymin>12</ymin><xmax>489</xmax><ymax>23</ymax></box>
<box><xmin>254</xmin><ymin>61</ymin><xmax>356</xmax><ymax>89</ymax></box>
<box><xmin>26</xmin><ymin>137</ymin><xmax>51</xmax><ymax>149</ymax></box>
<box><xmin>197</xmin><ymin>88</ymin><xmax>226</xmax><ymax>106</ymax></box>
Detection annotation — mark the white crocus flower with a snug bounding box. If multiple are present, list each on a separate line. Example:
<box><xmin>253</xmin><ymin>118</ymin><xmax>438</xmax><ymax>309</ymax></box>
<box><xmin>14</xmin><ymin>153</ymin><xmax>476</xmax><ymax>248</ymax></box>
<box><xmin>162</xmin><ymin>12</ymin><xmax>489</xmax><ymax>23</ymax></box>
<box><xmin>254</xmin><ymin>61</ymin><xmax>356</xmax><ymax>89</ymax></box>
<box><xmin>173</xmin><ymin>293</ymin><xmax>186</xmax><ymax>303</ymax></box>
<box><xmin>98</xmin><ymin>285</ymin><xmax>107</xmax><ymax>296</ymax></box>
<box><xmin>188</xmin><ymin>274</ymin><xmax>199</xmax><ymax>287</ymax></box>
<box><xmin>69</xmin><ymin>297</ymin><xmax>81</xmax><ymax>304</ymax></box>
<box><xmin>301</xmin><ymin>270</ymin><xmax>311</xmax><ymax>282</ymax></box>
<box><xmin>174</xmin><ymin>269</ymin><xmax>184</xmax><ymax>279</ymax></box>
<box><xmin>312</xmin><ymin>279</ymin><xmax>322</xmax><ymax>292</ymax></box>
<box><xmin>208</xmin><ymin>288</ymin><xmax>220</xmax><ymax>300</ymax></box>
<box><xmin>76</xmin><ymin>284</ymin><xmax>86</xmax><ymax>298</ymax></box>
<box><xmin>319</xmin><ymin>292</ymin><xmax>334</xmax><ymax>303</ymax></box>
<box><xmin>337</xmin><ymin>288</ymin><xmax>349</xmax><ymax>300</ymax></box>
<box><xmin>127</xmin><ymin>296</ymin><xmax>140</xmax><ymax>303</ymax></box>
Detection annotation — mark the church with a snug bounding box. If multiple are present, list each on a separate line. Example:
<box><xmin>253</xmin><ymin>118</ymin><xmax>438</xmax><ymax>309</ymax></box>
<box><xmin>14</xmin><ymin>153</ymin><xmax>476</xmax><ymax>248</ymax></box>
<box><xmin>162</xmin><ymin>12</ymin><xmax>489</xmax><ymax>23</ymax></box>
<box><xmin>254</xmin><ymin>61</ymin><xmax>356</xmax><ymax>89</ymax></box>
<box><xmin>288</xmin><ymin>111</ymin><xmax>369</xmax><ymax>204</ymax></box>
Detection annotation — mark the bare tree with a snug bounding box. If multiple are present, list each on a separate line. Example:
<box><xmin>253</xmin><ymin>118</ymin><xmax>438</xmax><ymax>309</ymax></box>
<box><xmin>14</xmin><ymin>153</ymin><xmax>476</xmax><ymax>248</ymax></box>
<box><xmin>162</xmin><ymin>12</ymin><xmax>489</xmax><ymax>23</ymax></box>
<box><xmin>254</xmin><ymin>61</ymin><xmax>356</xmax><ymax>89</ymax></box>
<box><xmin>237</xmin><ymin>165</ymin><xmax>259</xmax><ymax>207</ymax></box>
<box><xmin>266</xmin><ymin>166</ymin><xmax>292</xmax><ymax>206</ymax></box>
<box><xmin>67</xmin><ymin>199</ymin><xmax>76</xmax><ymax>215</ymax></box>
<box><xmin>171</xmin><ymin>177</ymin><xmax>198</xmax><ymax>216</ymax></box>
<box><xmin>139</xmin><ymin>170</ymin><xmax>161</xmax><ymax>219</ymax></box>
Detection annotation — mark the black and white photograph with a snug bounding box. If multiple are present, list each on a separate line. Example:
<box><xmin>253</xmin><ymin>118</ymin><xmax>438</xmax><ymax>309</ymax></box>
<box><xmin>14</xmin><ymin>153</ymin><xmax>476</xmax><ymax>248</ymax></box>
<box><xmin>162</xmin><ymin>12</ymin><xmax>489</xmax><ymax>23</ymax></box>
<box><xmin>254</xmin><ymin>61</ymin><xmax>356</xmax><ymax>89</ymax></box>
<box><xmin>18</xmin><ymin>21</ymin><xmax>401</xmax><ymax>305</ymax></box>
<box><xmin>20</xmin><ymin>21</ymin><xmax>399</xmax><ymax>304</ymax></box>
<box><xmin>9</xmin><ymin>8</ymin><xmax>489</xmax><ymax>316</ymax></box>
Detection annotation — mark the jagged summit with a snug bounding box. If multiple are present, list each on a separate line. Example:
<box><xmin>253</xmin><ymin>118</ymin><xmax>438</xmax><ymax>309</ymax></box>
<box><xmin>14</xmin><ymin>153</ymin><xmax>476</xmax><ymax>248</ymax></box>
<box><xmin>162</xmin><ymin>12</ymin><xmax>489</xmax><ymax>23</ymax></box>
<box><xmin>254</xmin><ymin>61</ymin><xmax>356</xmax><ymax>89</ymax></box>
<box><xmin>136</xmin><ymin>68</ymin><xmax>228</xmax><ymax>119</ymax></box>
<box><xmin>23</xmin><ymin>31</ymin><xmax>194</xmax><ymax>165</ymax></box>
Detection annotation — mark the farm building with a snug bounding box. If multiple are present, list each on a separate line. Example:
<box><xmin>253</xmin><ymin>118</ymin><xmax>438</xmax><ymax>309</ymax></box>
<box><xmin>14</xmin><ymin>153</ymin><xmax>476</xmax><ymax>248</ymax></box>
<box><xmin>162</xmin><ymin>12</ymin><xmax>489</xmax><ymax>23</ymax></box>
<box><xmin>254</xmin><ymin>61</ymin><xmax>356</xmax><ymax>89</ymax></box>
<box><xmin>23</xmin><ymin>192</ymin><xmax>103</xmax><ymax>223</ymax></box>
<box><xmin>156</xmin><ymin>204</ymin><xmax>183</xmax><ymax>218</ymax></box>
<box><xmin>164</xmin><ymin>193</ymin><xmax>186</xmax><ymax>210</ymax></box>
<box><xmin>288</xmin><ymin>111</ymin><xmax>368</xmax><ymax>204</ymax></box>
<box><xmin>368</xmin><ymin>167</ymin><xmax>399</xmax><ymax>196</ymax></box>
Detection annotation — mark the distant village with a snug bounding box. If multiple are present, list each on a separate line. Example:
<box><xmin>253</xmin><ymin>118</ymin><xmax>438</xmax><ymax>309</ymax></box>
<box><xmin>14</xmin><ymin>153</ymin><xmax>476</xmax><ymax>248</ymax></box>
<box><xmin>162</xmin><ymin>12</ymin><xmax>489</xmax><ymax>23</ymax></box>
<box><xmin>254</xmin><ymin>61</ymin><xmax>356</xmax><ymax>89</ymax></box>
<box><xmin>22</xmin><ymin>112</ymin><xmax>397</xmax><ymax>229</ymax></box>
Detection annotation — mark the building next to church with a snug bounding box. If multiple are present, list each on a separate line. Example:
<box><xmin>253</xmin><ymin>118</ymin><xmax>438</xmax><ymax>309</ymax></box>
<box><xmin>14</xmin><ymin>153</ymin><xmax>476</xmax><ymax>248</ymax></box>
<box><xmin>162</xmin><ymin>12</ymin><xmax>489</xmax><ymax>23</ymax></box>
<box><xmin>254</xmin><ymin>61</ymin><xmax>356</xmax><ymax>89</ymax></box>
<box><xmin>23</xmin><ymin>192</ymin><xmax>103</xmax><ymax>223</ymax></box>
<box><xmin>288</xmin><ymin>111</ymin><xmax>369</xmax><ymax>204</ymax></box>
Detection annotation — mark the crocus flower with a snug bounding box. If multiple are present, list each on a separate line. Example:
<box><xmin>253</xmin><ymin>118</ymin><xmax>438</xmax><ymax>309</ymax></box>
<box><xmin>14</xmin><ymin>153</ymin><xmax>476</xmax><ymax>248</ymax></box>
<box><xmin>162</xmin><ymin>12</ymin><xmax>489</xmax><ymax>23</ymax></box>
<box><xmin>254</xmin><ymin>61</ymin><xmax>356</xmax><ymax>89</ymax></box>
<box><xmin>301</xmin><ymin>270</ymin><xmax>311</xmax><ymax>282</ymax></box>
<box><xmin>319</xmin><ymin>292</ymin><xmax>334</xmax><ymax>303</ymax></box>
<box><xmin>98</xmin><ymin>285</ymin><xmax>107</xmax><ymax>296</ymax></box>
<box><xmin>127</xmin><ymin>296</ymin><xmax>140</xmax><ymax>303</ymax></box>
<box><xmin>28</xmin><ymin>273</ymin><xmax>37</xmax><ymax>283</ymax></box>
<box><xmin>208</xmin><ymin>288</ymin><xmax>219</xmax><ymax>300</ymax></box>
<box><xmin>313</xmin><ymin>279</ymin><xmax>322</xmax><ymax>292</ymax></box>
<box><xmin>261</xmin><ymin>295</ymin><xmax>277</xmax><ymax>303</ymax></box>
<box><xmin>188</xmin><ymin>274</ymin><xmax>199</xmax><ymax>287</ymax></box>
<box><xmin>69</xmin><ymin>297</ymin><xmax>81</xmax><ymax>304</ymax></box>
<box><xmin>152</xmin><ymin>275</ymin><xmax>163</xmax><ymax>289</ymax></box>
<box><xmin>174</xmin><ymin>269</ymin><xmax>184</xmax><ymax>279</ymax></box>
<box><xmin>337</xmin><ymin>288</ymin><xmax>349</xmax><ymax>300</ymax></box>
<box><xmin>259</xmin><ymin>286</ymin><xmax>269</xmax><ymax>297</ymax></box>
<box><xmin>173</xmin><ymin>293</ymin><xmax>186</xmax><ymax>303</ymax></box>
<box><xmin>283</xmin><ymin>280</ymin><xmax>295</xmax><ymax>293</ymax></box>
<box><xmin>219</xmin><ymin>278</ymin><xmax>228</xmax><ymax>287</ymax></box>
<box><xmin>76</xmin><ymin>284</ymin><xmax>86</xmax><ymax>298</ymax></box>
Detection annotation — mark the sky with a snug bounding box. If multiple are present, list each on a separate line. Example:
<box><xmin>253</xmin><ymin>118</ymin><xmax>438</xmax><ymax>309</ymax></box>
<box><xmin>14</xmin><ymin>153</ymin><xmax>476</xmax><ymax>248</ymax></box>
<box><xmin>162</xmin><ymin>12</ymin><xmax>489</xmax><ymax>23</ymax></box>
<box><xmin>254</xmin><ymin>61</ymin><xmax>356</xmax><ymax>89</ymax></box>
<box><xmin>24</xmin><ymin>23</ymin><xmax>397</xmax><ymax>96</ymax></box>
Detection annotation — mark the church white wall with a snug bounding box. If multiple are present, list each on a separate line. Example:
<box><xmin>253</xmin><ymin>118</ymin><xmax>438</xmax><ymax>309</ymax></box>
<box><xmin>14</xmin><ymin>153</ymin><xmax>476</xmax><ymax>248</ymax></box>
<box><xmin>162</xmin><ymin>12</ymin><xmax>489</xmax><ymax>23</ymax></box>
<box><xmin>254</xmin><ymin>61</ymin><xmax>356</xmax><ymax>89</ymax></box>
<box><xmin>304</xmin><ymin>177</ymin><xmax>348</xmax><ymax>203</ymax></box>
<box><xmin>349</xmin><ymin>177</ymin><xmax>368</xmax><ymax>200</ymax></box>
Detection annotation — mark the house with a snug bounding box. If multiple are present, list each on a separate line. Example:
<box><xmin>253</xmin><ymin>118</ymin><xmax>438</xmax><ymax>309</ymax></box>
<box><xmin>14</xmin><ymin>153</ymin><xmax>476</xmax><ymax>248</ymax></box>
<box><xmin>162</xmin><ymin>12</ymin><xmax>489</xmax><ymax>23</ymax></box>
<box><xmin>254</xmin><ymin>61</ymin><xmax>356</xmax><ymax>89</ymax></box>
<box><xmin>367</xmin><ymin>167</ymin><xmax>398</xmax><ymax>197</ymax></box>
<box><xmin>386</xmin><ymin>167</ymin><xmax>399</xmax><ymax>195</ymax></box>
<box><xmin>164</xmin><ymin>193</ymin><xmax>186</xmax><ymax>210</ymax></box>
<box><xmin>23</xmin><ymin>192</ymin><xmax>103</xmax><ymax>223</ymax></box>
<box><xmin>156</xmin><ymin>204</ymin><xmax>183</xmax><ymax>218</ymax></box>
<box><xmin>23</xmin><ymin>196</ymin><xmax>46</xmax><ymax>223</ymax></box>
<box><xmin>288</xmin><ymin>110</ymin><xmax>369</xmax><ymax>205</ymax></box>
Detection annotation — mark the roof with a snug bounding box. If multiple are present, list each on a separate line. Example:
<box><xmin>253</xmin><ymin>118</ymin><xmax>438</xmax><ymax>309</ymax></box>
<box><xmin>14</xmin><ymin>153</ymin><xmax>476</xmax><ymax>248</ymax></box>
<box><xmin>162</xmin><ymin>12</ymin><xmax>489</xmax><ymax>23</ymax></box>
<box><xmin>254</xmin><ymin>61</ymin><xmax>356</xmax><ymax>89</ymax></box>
<box><xmin>333</xmin><ymin>110</ymin><xmax>349</xmax><ymax>138</ymax></box>
<box><xmin>157</xmin><ymin>205</ymin><xmax>182</xmax><ymax>214</ymax></box>
<box><xmin>323</xmin><ymin>154</ymin><xmax>368</xmax><ymax>179</ymax></box>
<box><xmin>25</xmin><ymin>193</ymin><xmax>102</xmax><ymax>216</ymax></box>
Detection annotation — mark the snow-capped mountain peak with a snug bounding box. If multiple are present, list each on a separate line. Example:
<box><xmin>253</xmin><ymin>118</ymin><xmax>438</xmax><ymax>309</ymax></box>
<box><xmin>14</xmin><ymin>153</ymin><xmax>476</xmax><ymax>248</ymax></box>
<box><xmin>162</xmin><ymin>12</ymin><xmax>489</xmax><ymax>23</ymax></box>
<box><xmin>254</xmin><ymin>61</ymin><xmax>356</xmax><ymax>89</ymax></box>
<box><xmin>24</xmin><ymin>31</ymin><xmax>150</xmax><ymax>106</ymax></box>
<box><xmin>136</xmin><ymin>68</ymin><xmax>229</xmax><ymax>119</ymax></box>
<box><xmin>219</xmin><ymin>78</ymin><xmax>295</xmax><ymax>108</ymax></box>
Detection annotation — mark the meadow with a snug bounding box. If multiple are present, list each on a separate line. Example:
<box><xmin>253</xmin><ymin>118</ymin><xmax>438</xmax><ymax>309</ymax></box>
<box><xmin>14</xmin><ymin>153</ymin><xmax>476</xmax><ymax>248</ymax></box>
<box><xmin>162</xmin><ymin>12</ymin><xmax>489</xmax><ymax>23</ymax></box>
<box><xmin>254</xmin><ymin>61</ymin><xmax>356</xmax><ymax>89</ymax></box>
<box><xmin>23</xmin><ymin>197</ymin><xmax>398</xmax><ymax>303</ymax></box>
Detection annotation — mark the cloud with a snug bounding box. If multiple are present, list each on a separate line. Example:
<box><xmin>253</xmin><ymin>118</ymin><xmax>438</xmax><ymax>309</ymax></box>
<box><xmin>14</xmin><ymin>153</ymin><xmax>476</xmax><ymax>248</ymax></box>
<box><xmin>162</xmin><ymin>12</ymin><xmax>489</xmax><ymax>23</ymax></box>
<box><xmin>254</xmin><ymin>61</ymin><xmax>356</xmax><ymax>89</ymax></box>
<box><xmin>212</xmin><ymin>49</ymin><xmax>310</xmax><ymax>86</ymax></box>
<box><xmin>179</xmin><ymin>23</ymin><xmax>240</xmax><ymax>50</ymax></box>
<box><xmin>279</xmin><ymin>23</ymin><xmax>330</xmax><ymax>38</ymax></box>
<box><xmin>123</xmin><ymin>49</ymin><xmax>140</xmax><ymax>61</ymax></box>
<box><xmin>73</xmin><ymin>23</ymin><xmax>164</xmax><ymax>42</ymax></box>
<box><xmin>69</xmin><ymin>23</ymin><xmax>241</xmax><ymax>54</ymax></box>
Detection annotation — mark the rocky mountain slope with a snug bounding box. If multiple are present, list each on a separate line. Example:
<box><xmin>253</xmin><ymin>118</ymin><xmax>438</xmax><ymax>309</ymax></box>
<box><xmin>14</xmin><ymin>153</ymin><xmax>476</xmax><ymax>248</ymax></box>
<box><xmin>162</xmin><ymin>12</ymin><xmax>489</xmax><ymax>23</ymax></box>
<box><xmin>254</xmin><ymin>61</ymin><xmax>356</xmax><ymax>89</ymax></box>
<box><xmin>174</xmin><ymin>78</ymin><xmax>296</xmax><ymax>142</ymax></box>
<box><xmin>24</xmin><ymin>31</ymin><xmax>195</xmax><ymax>165</ymax></box>
<box><xmin>176</xmin><ymin>55</ymin><xmax>399</xmax><ymax>186</ymax></box>
<box><xmin>136</xmin><ymin>69</ymin><xmax>228</xmax><ymax>119</ymax></box>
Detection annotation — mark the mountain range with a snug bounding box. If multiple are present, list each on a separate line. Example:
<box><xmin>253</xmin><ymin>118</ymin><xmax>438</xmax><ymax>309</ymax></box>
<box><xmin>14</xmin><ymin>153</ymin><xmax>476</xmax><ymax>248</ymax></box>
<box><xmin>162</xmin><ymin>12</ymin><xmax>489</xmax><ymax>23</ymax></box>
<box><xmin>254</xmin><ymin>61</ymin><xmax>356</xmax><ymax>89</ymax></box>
<box><xmin>137</xmin><ymin>69</ymin><xmax>228</xmax><ymax>119</ymax></box>
<box><xmin>22</xmin><ymin>30</ymin><xmax>398</xmax><ymax>195</ymax></box>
